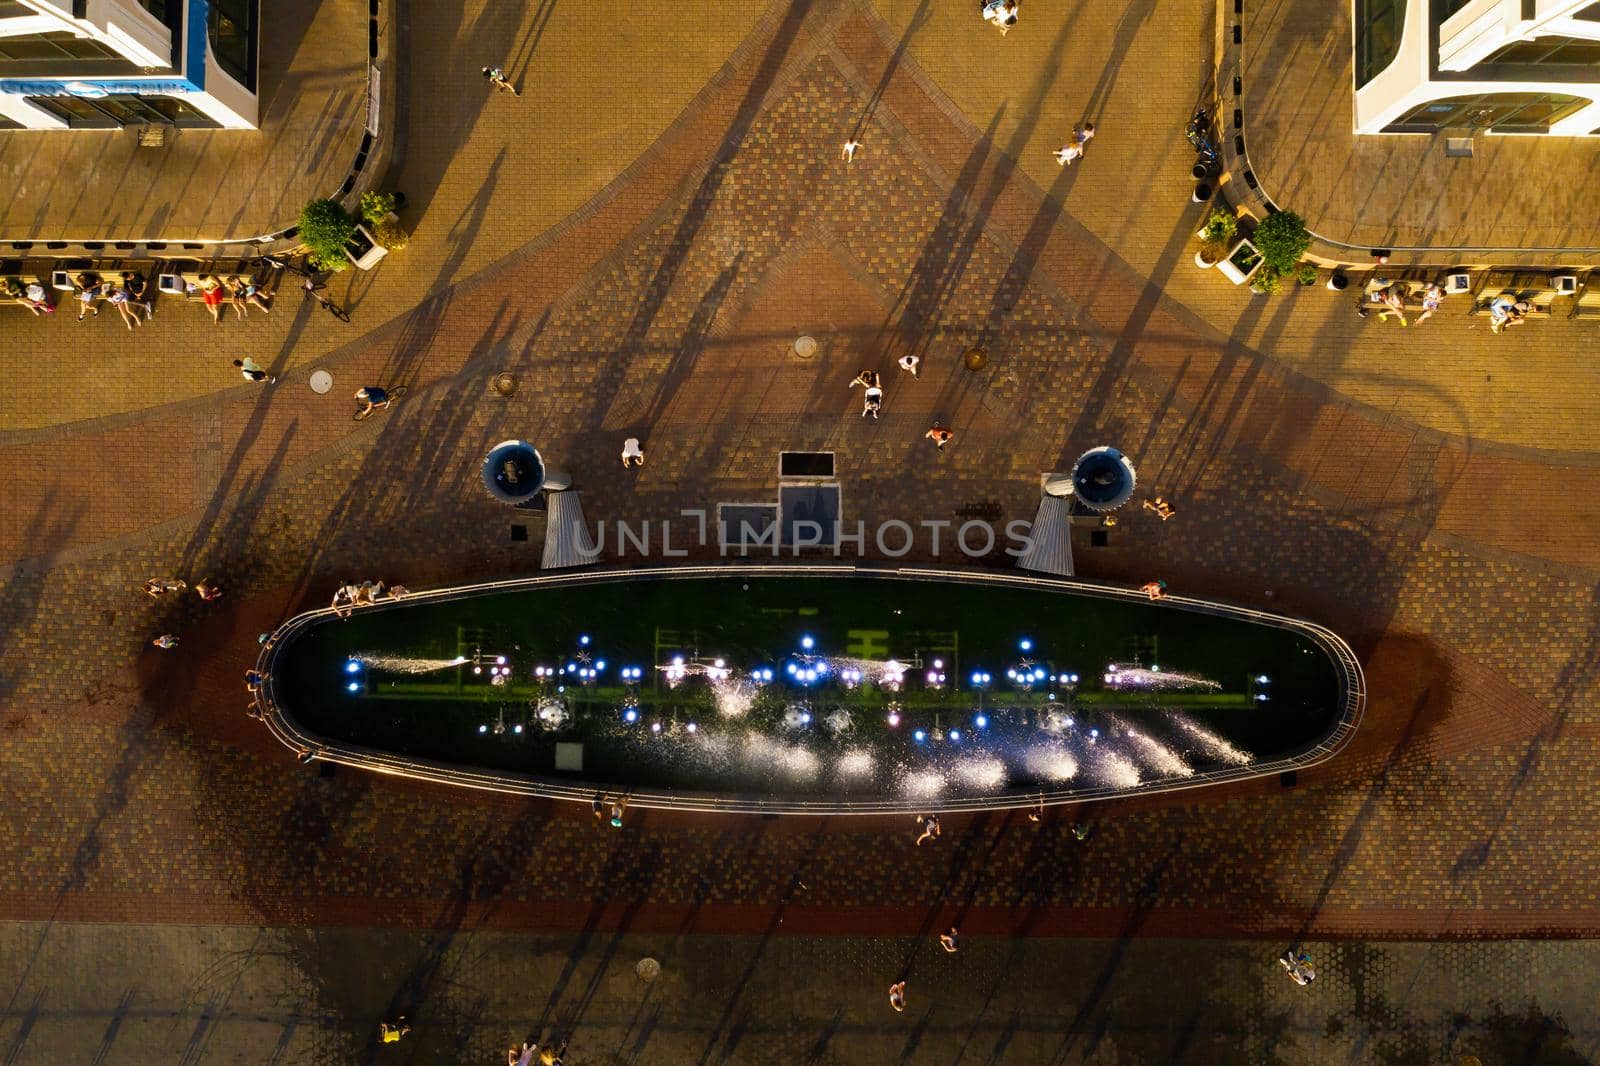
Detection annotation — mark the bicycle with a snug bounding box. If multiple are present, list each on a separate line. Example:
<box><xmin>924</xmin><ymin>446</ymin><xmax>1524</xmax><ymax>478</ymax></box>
<box><xmin>1185</xmin><ymin>106</ymin><xmax>1220</xmax><ymax>169</ymax></box>
<box><xmin>300</xmin><ymin>276</ymin><xmax>352</xmax><ymax>323</ymax></box>
<box><xmin>353</xmin><ymin>384</ymin><xmax>407</xmax><ymax>421</ymax></box>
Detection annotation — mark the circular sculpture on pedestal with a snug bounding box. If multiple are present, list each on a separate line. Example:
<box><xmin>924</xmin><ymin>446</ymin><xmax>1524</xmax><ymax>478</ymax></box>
<box><xmin>481</xmin><ymin>440</ymin><xmax>546</xmax><ymax>505</ymax></box>
<box><xmin>1070</xmin><ymin>446</ymin><xmax>1136</xmax><ymax>512</ymax></box>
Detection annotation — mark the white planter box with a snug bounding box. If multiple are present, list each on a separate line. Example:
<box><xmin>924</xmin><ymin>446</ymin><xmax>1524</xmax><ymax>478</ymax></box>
<box><xmin>344</xmin><ymin>223</ymin><xmax>389</xmax><ymax>270</ymax></box>
<box><xmin>1216</xmin><ymin>238</ymin><xmax>1263</xmax><ymax>285</ymax></box>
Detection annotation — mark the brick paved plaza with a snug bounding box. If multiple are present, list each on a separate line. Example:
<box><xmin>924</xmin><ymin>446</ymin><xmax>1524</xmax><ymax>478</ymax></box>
<box><xmin>2</xmin><ymin>0</ymin><xmax>1599</xmax><ymax>1062</ymax></box>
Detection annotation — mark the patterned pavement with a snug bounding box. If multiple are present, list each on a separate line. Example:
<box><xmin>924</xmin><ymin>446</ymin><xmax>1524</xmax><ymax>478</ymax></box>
<box><xmin>1</xmin><ymin>0</ymin><xmax>1598</xmax><ymax>1061</ymax></box>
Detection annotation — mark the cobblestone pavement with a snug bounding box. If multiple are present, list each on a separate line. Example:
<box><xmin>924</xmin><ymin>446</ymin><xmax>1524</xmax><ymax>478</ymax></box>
<box><xmin>1</xmin><ymin>0</ymin><xmax>1599</xmax><ymax>1061</ymax></box>
<box><xmin>3</xmin><ymin>924</ymin><xmax>1597</xmax><ymax>1064</ymax></box>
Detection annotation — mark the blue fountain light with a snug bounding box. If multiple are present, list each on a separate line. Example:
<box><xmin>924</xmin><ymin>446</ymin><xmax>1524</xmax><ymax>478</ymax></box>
<box><xmin>974</xmin><ymin>713</ymin><xmax>988</xmax><ymax>728</ymax></box>
<box><xmin>687</xmin><ymin>722</ymin><xmax>698</xmax><ymax>733</ymax></box>
<box><xmin>595</xmin><ymin>660</ymin><xmax>606</xmax><ymax>671</ymax></box>
<box><xmin>579</xmin><ymin>635</ymin><xmax>591</xmax><ymax>646</ymax></box>
<box><xmin>800</xmin><ymin>712</ymin><xmax>812</xmax><ymax>725</ymax></box>
<box><xmin>345</xmin><ymin>660</ymin><xmax>361</xmax><ymax>674</ymax></box>
<box><xmin>913</xmin><ymin>729</ymin><xmax>927</xmax><ymax>743</ymax></box>
<box><xmin>346</xmin><ymin>681</ymin><xmax>361</xmax><ymax>693</ymax></box>
<box><xmin>1019</xmin><ymin>638</ymin><xmax>1033</xmax><ymax>651</ymax></box>
<box><xmin>801</xmin><ymin>635</ymin><xmax>815</xmax><ymax>650</ymax></box>
<box><xmin>478</xmin><ymin>723</ymin><xmax>488</xmax><ymax>734</ymax></box>
<box><xmin>1257</xmin><ymin>674</ymin><xmax>1270</xmax><ymax>684</ymax></box>
<box><xmin>623</xmin><ymin>707</ymin><xmax>639</xmax><ymax>723</ymax></box>
<box><xmin>948</xmin><ymin>729</ymin><xmax>961</xmax><ymax>742</ymax></box>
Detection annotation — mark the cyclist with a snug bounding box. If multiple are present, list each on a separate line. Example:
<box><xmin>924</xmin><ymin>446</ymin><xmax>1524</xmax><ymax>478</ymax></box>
<box><xmin>354</xmin><ymin>386</ymin><xmax>391</xmax><ymax>418</ymax></box>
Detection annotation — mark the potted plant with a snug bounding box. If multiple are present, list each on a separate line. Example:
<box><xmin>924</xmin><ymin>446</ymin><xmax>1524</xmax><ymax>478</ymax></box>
<box><xmin>297</xmin><ymin>199</ymin><xmax>359</xmax><ymax>273</ymax></box>
<box><xmin>1250</xmin><ymin>265</ymin><xmax>1283</xmax><ymax>295</ymax></box>
<box><xmin>1194</xmin><ymin>208</ymin><xmax>1237</xmax><ymax>268</ymax></box>
<box><xmin>1217</xmin><ymin>238</ymin><xmax>1263</xmax><ymax>285</ymax></box>
<box><xmin>1295</xmin><ymin>263</ymin><xmax>1319</xmax><ymax>287</ymax></box>
<box><xmin>361</xmin><ymin>191</ymin><xmax>410</xmax><ymax>252</ymax></box>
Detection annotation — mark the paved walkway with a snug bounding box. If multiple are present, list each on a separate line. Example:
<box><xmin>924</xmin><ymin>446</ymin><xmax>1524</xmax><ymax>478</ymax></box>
<box><xmin>3</xmin><ymin>924</ymin><xmax>1595</xmax><ymax>1064</ymax></box>
<box><xmin>0</xmin><ymin>0</ymin><xmax>1598</xmax><ymax>1045</ymax></box>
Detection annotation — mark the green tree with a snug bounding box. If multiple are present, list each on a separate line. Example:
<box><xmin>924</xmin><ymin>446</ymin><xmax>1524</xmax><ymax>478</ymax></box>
<box><xmin>297</xmin><ymin>199</ymin><xmax>358</xmax><ymax>273</ymax></box>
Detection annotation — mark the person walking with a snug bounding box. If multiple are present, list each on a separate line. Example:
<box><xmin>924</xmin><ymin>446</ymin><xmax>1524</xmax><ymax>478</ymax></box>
<box><xmin>851</xmin><ymin>369</ymin><xmax>883</xmax><ymax>419</ymax></box>
<box><xmin>981</xmin><ymin>0</ymin><xmax>1019</xmax><ymax>34</ymax></box>
<box><xmin>609</xmin><ymin>795</ymin><xmax>628</xmax><ymax>828</ymax></box>
<box><xmin>482</xmin><ymin>66</ymin><xmax>519</xmax><ymax>95</ymax></box>
<box><xmin>888</xmin><ymin>981</ymin><xmax>907</xmax><ymax>1012</ymax></box>
<box><xmin>1278</xmin><ymin>948</ymin><xmax>1316</xmax><ymax>986</ymax></box>
<box><xmin>143</xmin><ymin>578</ymin><xmax>187</xmax><ymax>598</ymax></box>
<box><xmin>841</xmin><ymin>139</ymin><xmax>861</xmax><ymax>162</ymax></box>
<box><xmin>379</xmin><ymin>1017</ymin><xmax>411</xmax><ymax>1043</ymax></box>
<box><xmin>897</xmin><ymin>353</ymin><xmax>920</xmax><ymax>377</ymax></box>
<box><xmin>621</xmin><ymin>438</ymin><xmax>645</xmax><ymax>468</ymax></box>
<box><xmin>195</xmin><ymin>580</ymin><xmax>223</xmax><ymax>602</ymax></box>
<box><xmin>915</xmin><ymin>813</ymin><xmax>941</xmax><ymax>845</ymax></box>
<box><xmin>234</xmin><ymin>358</ymin><xmax>275</xmax><ymax>384</ymax></box>
<box><xmin>1142</xmin><ymin>497</ymin><xmax>1175</xmax><ymax>521</ymax></box>
<box><xmin>939</xmin><ymin>927</ymin><xmax>959</xmax><ymax>953</ymax></box>
<box><xmin>152</xmin><ymin>634</ymin><xmax>179</xmax><ymax>649</ymax></box>
<box><xmin>1140</xmin><ymin>580</ymin><xmax>1168</xmax><ymax>600</ymax></box>
<box><xmin>925</xmin><ymin>423</ymin><xmax>954</xmax><ymax>450</ymax></box>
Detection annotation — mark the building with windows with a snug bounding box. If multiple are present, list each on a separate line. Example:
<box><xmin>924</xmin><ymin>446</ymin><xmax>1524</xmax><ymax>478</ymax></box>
<box><xmin>0</xmin><ymin>0</ymin><xmax>258</xmax><ymax>129</ymax></box>
<box><xmin>1356</xmin><ymin>0</ymin><xmax>1600</xmax><ymax>135</ymax></box>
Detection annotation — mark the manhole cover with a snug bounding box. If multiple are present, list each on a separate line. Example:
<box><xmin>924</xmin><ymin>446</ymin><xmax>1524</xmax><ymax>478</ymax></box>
<box><xmin>309</xmin><ymin>370</ymin><xmax>333</xmax><ymax>394</ymax></box>
<box><xmin>491</xmin><ymin>372</ymin><xmax>518</xmax><ymax>396</ymax></box>
<box><xmin>793</xmin><ymin>335</ymin><xmax>818</xmax><ymax>360</ymax></box>
<box><xmin>963</xmin><ymin>347</ymin><xmax>988</xmax><ymax>372</ymax></box>
<box><xmin>636</xmin><ymin>957</ymin><xmax>662</xmax><ymax>983</ymax></box>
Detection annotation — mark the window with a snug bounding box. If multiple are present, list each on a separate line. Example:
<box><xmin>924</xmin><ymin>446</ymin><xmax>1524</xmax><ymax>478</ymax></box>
<box><xmin>24</xmin><ymin>92</ymin><xmax>220</xmax><ymax>129</ymax></box>
<box><xmin>208</xmin><ymin>0</ymin><xmax>257</xmax><ymax>92</ymax></box>
<box><xmin>0</xmin><ymin>33</ymin><xmax>125</xmax><ymax>63</ymax></box>
<box><xmin>1357</xmin><ymin>0</ymin><xmax>1405</xmax><ymax>87</ymax></box>
<box><xmin>1483</xmin><ymin>36</ymin><xmax>1600</xmax><ymax>65</ymax></box>
<box><xmin>1384</xmin><ymin>92</ymin><xmax>1589</xmax><ymax>132</ymax></box>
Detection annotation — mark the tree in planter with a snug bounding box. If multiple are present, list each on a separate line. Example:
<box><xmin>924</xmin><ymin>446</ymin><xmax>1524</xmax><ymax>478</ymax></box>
<box><xmin>359</xmin><ymin>191</ymin><xmax>409</xmax><ymax>252</ymax></box>
<box><xmin>298</xmin><ymin>199</ymin><xmax>358</xmax><ymax>273</ymax></box>
<box><xmin>1197</xmin><ymin>208</ymin><xmax>1238</xmax><ymax>265</ymax></box>
<box><xmin>1253</xmin><ymin>210</ymin><xmax>1311</xmax><ymax>277</ymax></box>
<box><xmin>1296</xmin><ymin>263</ymin><xmax>1319</xmax><ymax>286</ymax></box>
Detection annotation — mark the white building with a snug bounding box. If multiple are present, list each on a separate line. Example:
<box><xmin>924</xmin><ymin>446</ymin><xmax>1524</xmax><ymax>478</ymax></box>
<box><xmin>1355</xmin><ymin>0</ymin><xmax>1600</xmax><ymax>135</ymax></box>
<box><xmin>0</xmin><ymin>0</ymin><xmax>257</xmax><ymax>130</ymax></box>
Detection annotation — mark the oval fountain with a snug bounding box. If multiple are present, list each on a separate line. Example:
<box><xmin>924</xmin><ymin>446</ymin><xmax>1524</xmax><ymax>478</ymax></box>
<box><xmin>252</xmin><ymin>565</ymin><xmax>1363</xmax><ymax>814</ymax></box>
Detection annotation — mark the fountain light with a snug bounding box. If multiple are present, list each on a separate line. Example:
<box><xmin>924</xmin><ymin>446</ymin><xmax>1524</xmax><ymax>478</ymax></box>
<box><xmin>686</xmin><ymin>722</ymin><xmax>697</xmax><ymax>733</ymax></box>
<box><xmin>948</xmin><ymin>728</ymin><xmax>961</xmax><ymax>742</ymax></box>
<box><xmin>651</xmin><ymin>721</ymin><xmax>662</xmax><ymax>733</ymax></box>
<box><xmin>913</xmin><ymin>729</ymin><xmax>927</xmax><ymax>742</ymax></box>
<box><xmin>473</xmin><ymin>665</ymin><xmax>483</xmax><ymax>675</ymax></box>
<box><xmin>496</xmin><ymin>656</ymin><xmax>506</xmax><ymax>665</ymax></box>
<box><xmin>1257</xmin><ymin>674</ymin><xmax>1270</xmax><ymax>684</ymax></box>
<box><xmin>1256</xmin><ymin>693</ymin><xmax>1270</xmax><ymax>702</ymax></box>
<box><xmin>1019</xmin><ymin>638</ymin><xmax>1033</xmax><ymax>651</ymax></box>
<box><xmin>478</xmin><ymin>723</ymin><xmax>488</xmax><ymax>734</ymax></box>
<box><xmin>801</xmin><ymin>635</ymin><xmax>815</xmax><ymax>650</ymax></box>
<box><xmin>513</xmin><ymin>724</ymin><xmax>523</xmax><ymax>734</ymax></box>
<box><xmin>579</xmin><ymin>635</ymin><xmax>590</xmax><ymax>646</ymax></box>
<box><xmin>346</xmin><ymin>682</ymin><xmax>360</xmax><ymax>693</ymax></box>
<box><xmin>886</xmin><ymin>711</ymin><xmax>901</xmax><ymax>727</ymax></box>
<box><xmin>882</xmin><ymin>659</ymin><xmax>906</xmax><ymax>687</ymax></box>
<box><xmin>595</xmin><ymin>660</ymin><xmax>607</xmax><ymax>671</ymax></box>
<box><xmin>970</xmin><ymin>670</ymin><xmax>991</xmax><ymax>687</ymax></box>
<box><xmin>345</xmin><ymin>660</ymin><xmax>361</xmax><ymax>674</ymax></box>
<box><xmin>974</xmin><ymin>713</ymin><xmax>988</xmax><ymax>728</ymax></box>
<box><xmin>623</xmin><ymin>707</ymin><xmax>639</xmax><ymax>723</ymax></box>
<box><xmin>800</xmin><ymin>711</ymin><xmax>812</xmax><ymax>725</ymax></box>
<box><xmin>1088</xmin><ymin>728</ymin><xmax>1100</xmax><ymax>743</ymax></box>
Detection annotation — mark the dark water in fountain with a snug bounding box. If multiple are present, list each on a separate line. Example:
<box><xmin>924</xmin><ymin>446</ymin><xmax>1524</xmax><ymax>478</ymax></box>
<box><xmin>270</xmin><ymin>572</ymin><xmax>1347</xmax><ymax>800</ymax></box>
